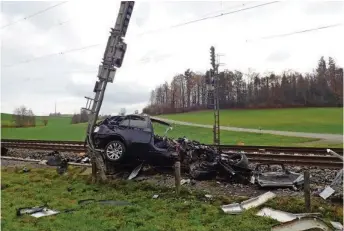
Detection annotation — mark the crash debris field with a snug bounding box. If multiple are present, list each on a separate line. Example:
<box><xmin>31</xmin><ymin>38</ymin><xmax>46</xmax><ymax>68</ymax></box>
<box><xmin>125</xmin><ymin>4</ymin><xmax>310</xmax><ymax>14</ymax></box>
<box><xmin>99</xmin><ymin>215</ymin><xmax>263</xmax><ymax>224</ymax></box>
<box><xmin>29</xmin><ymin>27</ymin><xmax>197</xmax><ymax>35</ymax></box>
<box><xmin>1</xmin><ymin>108</ymin><xmax>343</xmax><ymax>231</ymax></box>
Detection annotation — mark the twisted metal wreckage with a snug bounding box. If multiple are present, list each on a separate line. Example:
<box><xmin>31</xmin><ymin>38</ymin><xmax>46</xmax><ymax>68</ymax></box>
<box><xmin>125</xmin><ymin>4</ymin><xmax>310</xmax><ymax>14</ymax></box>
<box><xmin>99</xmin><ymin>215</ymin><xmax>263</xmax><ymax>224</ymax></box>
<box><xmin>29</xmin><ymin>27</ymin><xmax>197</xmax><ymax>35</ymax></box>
<box><xmin>46</xmin><ymin>114</ymin><xmax>306</xmax><ymax>191</ymax></box>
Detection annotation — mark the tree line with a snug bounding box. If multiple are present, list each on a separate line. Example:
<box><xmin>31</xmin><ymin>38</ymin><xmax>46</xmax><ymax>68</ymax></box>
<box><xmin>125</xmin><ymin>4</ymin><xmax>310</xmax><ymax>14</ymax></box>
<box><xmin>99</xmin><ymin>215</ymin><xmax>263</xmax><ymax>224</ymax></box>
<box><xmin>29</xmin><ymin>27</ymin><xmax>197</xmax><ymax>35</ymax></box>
<box><xmin>143</xmin><ymin>56</ymin><xmax>343</xmax><ymax>115</ymax></box>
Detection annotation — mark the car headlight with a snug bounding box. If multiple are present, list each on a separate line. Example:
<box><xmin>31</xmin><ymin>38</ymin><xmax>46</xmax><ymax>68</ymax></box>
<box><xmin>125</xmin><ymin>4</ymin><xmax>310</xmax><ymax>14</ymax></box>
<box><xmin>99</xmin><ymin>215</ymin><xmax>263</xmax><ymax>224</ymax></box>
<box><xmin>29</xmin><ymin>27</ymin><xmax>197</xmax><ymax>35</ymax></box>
<box><xmin>94</xmin><ymin>126</ymin><xmax>99</xmax><ymax>133</ymax></box>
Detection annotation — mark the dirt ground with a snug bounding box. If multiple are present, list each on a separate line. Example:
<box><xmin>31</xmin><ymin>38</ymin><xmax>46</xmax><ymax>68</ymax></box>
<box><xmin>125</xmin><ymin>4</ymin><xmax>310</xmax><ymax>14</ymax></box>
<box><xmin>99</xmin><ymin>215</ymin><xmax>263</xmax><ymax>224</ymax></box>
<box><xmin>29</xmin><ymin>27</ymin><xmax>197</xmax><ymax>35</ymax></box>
<box><xmin>1</xmin><ymin>159</ymin><xmax>312</xmax><ymax>198</ymax></box>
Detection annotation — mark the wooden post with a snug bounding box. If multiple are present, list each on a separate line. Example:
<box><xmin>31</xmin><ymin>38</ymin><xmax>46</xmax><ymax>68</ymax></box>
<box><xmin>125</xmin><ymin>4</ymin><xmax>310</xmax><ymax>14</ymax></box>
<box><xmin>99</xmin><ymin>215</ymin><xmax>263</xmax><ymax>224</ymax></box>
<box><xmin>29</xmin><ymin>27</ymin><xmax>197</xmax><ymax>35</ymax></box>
<box><xmin>175</xmin><ymin>161</ymin><xmax>181</xmax><ymax>196</ymax></box>
<box><xmin>304</xmin><ymin>171</ymin><xmax>311</xmax><ymax>212</ymax></box>
<box><xmin>91</xmin><ymin>161</ymin><xmax>97</xmax><ymax>183</ymax></box>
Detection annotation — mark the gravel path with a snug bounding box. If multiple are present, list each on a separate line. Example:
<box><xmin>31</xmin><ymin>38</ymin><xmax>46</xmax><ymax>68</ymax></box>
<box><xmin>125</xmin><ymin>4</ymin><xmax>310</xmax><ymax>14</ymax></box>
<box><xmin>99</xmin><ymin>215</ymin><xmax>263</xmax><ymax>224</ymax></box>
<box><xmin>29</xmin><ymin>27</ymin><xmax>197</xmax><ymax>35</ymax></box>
<box><xmin>153</xmin><ymin>117</ymin><xmax>343</xmax><ymax>142</ymax></box>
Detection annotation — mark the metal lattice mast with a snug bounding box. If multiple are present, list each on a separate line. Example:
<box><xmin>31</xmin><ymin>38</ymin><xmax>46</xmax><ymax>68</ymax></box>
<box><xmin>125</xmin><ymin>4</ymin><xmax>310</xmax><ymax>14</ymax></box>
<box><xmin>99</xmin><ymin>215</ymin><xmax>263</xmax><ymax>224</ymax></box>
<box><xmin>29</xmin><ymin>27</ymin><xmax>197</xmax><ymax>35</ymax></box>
<box><xmin>82</xmin><ymin>1</ymin><xmax>135</xmax><ymax>181</ymax></box>
<box><xmin>208</xmin><ymin>46</ymin><xmax>220</xmax><ymax>147</ymax></box>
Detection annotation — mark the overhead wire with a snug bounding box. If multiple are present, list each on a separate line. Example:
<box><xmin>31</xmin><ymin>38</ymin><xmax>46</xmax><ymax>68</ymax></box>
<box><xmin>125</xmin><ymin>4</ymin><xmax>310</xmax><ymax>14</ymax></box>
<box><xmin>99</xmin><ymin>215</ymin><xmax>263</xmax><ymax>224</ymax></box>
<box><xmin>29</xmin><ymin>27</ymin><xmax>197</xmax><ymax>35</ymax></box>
<box><xmin>2</xmin><ymin>1</ymin><xmax>279</xmax><ymax>69</ymax></box>
<box><xmin>246</xmin><ymin>22</ymin><xmax>344</xmax><ymax>42</ymax></box>
<box><xmin>2</xmin><ymin>44</ymin><xmax>101</xmax><ymax>68</ymax></box>
<box><xmin>136</xmin><ymin>1</ymin><xmax>279</xmax><ymax>36</ymax></box>
<box><xmin>2</xmin><ymin>1</ymin><xmax>340</xmax><ymax>69</ymax></box>
<box><xmin>1</xmin><ymin>1</ymin><xmax>69</xmax><ymax>29</ymax></box>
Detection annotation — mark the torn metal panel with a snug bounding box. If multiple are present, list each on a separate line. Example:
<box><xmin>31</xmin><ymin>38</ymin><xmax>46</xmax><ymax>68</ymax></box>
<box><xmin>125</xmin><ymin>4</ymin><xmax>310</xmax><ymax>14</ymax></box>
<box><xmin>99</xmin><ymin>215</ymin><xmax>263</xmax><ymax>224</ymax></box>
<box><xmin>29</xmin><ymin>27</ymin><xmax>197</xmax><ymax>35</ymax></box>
<box><xmin>330</xmin><ymin>221</ymin><xmax>343</xmax><ymax>230</ymax></box>
<box><xmin>128</xmin><ymin>163</ymin><xmax>143</xmax><ymax>180</ymax></box>
<box><xmin>271</xmin><ymin>216</ymin><xmax>334</xmax><ymax>231</ymax></box>
<box><xmin>221</xmin><ymin>203</ymin><xmax>244</xmax><ymax>214</ymax></box>
<box><xmin>221</xmin><ymin>191</ymin><xmax>276</xmax><ymax>214</ymax></box>
<box><xmin>320</xmin><ymin>186</ymin><xmax>336</xmax><ymax>200</ymax></box>
<box><xmin>30</xmin><ymin>209</ymin><xmax>59</xmax><ymax>218</ymax></box>
<box><xmin>241</xmin><ymin>191</ymin><xmax>276</xmax><ymax>210</ymax></box>
<box><xmin>254</xmin><ymin>164</ymin><xmax>303</xmax><ymax>188</ymax></box>
<box><xmin>320</xmin><ymin>168</ymin><xmax>343</xmax><ymax>200</ymax></box>
<box><xmin>256</xmin><ymin>207</ymin><xmax>321</xmax><ymax>223</ymax></box>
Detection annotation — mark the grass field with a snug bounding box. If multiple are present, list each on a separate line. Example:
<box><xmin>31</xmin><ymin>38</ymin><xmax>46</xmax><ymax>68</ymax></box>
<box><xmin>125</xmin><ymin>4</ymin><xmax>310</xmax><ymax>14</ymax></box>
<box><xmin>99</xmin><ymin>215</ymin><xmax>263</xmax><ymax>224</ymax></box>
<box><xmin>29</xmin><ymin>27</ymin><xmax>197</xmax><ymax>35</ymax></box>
<box><xmin>1</xmin><ymin>113</ymin><xmax>322</xmax><ymax>147</ymax></box>
<box><xmin>1</xmin><ymin>111</ymin><xmax>342</xmax><ymax>147</ymax></box>
<box><xmin>159</xmin><ymin>108</ymin><xmax>343</xmax><ymax>134</ymax></box>
<box><xmin>1</xmin><ymin>166</ymin><xmax>342</xmax><ymax>231</ymax></box>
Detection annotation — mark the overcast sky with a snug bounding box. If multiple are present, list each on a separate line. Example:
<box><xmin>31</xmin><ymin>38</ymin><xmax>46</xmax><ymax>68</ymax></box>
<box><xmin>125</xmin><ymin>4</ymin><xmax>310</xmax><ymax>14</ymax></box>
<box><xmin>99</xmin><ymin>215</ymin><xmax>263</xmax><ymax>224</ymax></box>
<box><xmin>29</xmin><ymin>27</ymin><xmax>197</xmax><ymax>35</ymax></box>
<box><xmin>1</xmin><ymin>1</ymin><xmax>343</xmax><ymax>115</ymax></box>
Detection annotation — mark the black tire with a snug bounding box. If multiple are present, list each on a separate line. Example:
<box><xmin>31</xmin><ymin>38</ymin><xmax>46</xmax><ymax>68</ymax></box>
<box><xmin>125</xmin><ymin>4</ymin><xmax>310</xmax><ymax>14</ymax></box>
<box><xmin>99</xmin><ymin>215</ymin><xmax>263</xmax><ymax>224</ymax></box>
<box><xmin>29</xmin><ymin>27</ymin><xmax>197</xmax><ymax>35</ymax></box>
<box><xmin>228</xmin><ymin>153</ymin><xmax>249</xmax><ymax>169</ymax></box>
<box><xmin>189</xmin><ymin>161</ymin><xmax>217</xmax><ymax>180</ymax></box>
<box><xmin>104</xmin><ymin>140</ymin><xmax>126</xmax><ymax>162</ymax></box>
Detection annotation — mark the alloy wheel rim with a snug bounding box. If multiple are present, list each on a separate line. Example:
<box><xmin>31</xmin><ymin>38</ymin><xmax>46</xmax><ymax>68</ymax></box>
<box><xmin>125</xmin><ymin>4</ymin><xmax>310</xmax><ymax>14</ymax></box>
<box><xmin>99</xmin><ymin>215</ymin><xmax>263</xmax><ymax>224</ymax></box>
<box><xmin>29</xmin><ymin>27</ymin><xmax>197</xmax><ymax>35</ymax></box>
<box><xmin>106</xmin><ymin>142</ymin><xmax>123</xmax><ymax>160</ymax></box>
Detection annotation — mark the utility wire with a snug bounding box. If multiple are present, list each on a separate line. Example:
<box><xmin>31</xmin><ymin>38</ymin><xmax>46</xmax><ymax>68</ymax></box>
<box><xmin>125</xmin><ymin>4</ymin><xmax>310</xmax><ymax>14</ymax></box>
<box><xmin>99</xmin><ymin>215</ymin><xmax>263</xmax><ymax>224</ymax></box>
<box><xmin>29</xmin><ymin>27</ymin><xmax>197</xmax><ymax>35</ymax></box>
<box><xmin>246</xmin><ymin>23</ymin><xmax>344</xmax><ymax>42</ymax></box>
<box><xmin>136</xmin><ymin>1</ymin><xmax>279</xmax><ymax>36</ymax></box>
<box><xmin>4</xmin><ymin>21</ymin><xmax>341</xmax><ymax>69</ymax></box>
<box><xmin>2</xmin><ymin>44</ymin><xmax>100</xmax><ymax>68</ymax></box>
<box><xmin>1</xmin><ymin>1</ymin><xmax>69</xmax><ymax>29</ymax></box>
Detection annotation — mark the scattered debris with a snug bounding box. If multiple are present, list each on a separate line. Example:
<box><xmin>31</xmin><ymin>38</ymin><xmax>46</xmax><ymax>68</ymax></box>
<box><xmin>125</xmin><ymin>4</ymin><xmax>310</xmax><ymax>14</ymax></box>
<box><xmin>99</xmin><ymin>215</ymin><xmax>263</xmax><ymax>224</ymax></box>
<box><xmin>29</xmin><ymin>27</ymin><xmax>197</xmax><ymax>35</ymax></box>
<box><xmin>128</xmin><ymin>163</ymin><xmax>144</xmax><ymax>180</ymax></box>
<box><xmin>81</xmin><ymin>157</ymin><xmax>90</xmax><ymax>163</ymax></box>
<box><xmin>256</xmin><ymin>207</ymin><xmax>321</xmax><ymax>223</ymax></box>
<box><xmin>22</xmin><ymin>167</ymin><xmax>30</xmax><ymax>173</ymax></box>
<box><xmin>221</xmin><ymin>191</ymin><xmax>276</xmax><ymax>214</ymax></box>
<box><xmin>46</xmin><ymin>152</ymin><xmax>62</xmax><ymax>166</ymax></box>
<box><xmin>330</xmin><ymin>221</ymin><xmax>343</xmax><ymax>230</ymax></box>
<box><xmin>318</xmin><ymin>150</ymin><xmax>343</xmax><ymax>200</ymax></box>
<box><xmin>152</xmin><ymin>194</ymin><xmax>159</xmax><ymax>199</ymax></box>
<box><xmin>181</xmin><ymin>179</ymin><xmax>191</xmax><ymax>185</ymax></box>
<box><xmin>17</xmin><ymin>205</ymin><xmax>48</xmax><ymax>216</ymax></box>
<box><xmin>98</xmin><ymin>200</ymin><xmax>131</xmax><ymax>206</ymax></box>
<box><xmin>319</xmin><ymin>186</ymin><xmax>336</xmax><ymax>200</ymax></box>
<box><xmin>56</xmin><ymin>159</ymin><xmax>68</xmax><ymax>175</ymax></box>
<box><xmin>253</xmin><ymin>164</ymin><xmax>304</xmax><ymax>189</ymax></box>
<box><xmin>271</xmin><ymin>216</ymin><xmax>334</xmax><ymax>231</ymax></box>
<box><xmin>205</xmin><ymin>194</ymin><xmax>213</xmax><ymax>199</ymax></box>
<box><xmin>30</xmin><ymin>208</ymin><xmax>59</xmax><ymax>218</ymax></box>
<box><xmin>38</xmin><ymin>160</ymin><xmax>48</xmax><ymax>165</ymax></box>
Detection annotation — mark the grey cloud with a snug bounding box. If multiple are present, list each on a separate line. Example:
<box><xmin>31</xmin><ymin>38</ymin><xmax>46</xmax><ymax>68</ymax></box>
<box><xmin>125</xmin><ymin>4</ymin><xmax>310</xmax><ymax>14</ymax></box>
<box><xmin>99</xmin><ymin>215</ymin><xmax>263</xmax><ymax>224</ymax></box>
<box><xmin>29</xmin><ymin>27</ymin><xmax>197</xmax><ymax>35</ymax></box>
<box><xmin>65</xmin><ymin>80</ymin><xmax>150</xmax><ymax>106</ymax></box>
<box><xmin>266</xmin><ymin>50</ymin><xmax>291</xmax><ymax>62</ymax></box>
<box><xmin>1</xmin><ymin>1</ymin><xmax>79</xmax><ymax>46</ymax></box>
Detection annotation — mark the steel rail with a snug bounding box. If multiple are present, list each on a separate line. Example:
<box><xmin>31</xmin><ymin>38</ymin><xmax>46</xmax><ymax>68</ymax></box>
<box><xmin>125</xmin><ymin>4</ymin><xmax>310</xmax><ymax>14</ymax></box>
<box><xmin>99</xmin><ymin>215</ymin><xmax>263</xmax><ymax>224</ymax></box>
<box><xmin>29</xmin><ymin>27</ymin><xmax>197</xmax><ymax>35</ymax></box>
<box><xmin>1</xmin><ymin>139</ymin><xmax>342</xmax><ymax>154</ymax></box>
<box><xmin>1</xmin><ymin>140</ymin><xmax>343</xmax><ymax>168</ymax></box>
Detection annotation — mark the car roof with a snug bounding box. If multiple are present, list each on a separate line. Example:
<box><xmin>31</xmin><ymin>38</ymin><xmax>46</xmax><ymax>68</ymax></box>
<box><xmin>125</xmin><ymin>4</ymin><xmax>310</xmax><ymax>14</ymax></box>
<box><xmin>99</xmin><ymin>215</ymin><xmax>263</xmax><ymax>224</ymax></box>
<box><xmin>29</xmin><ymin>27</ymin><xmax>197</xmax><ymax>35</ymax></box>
<box><xmin>150</xmin><ymin>117</ymin><xmax>171</xmax><ymax>127</ymax></box>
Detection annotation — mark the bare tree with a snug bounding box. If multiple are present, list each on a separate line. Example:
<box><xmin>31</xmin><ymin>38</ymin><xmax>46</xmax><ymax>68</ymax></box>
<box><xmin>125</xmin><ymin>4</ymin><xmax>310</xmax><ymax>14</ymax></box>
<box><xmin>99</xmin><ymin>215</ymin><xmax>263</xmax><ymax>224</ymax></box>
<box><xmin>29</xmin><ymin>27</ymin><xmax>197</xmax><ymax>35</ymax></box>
<box><xmin>143</xmin><ymin>56</ymin><xmax>343</xmax><ymax>114</ymax></box>
<box><xmin>12</xmin><ymin>106</ymin><xmax>36</xmax><ymax>127</ymax></box>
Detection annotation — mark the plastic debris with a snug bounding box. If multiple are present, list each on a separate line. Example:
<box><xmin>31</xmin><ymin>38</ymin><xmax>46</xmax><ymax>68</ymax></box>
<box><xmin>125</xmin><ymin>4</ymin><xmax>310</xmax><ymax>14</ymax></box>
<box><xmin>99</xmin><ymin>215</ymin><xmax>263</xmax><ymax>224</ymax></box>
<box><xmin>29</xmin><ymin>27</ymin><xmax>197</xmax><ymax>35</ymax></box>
<box><xmin>271</xmin><ymin>216</ymin><xmax>333</xmax><ymax>231</ymax></box>
<box><xmin>330</xmin><ymin>221</ymin><xmax>343</xmax><ymax>230</ymax></box>
<box><xmin>128</xmin><ymin>163</ymin><xmax>143</xmax><ymax>180</ymax></box>
<box><xmin>319</xmin><ymin>186</ymin><xmax>335</xmax><ymax>200</ymax></box>
<box><xmin>152</xmin><ymin>194</ymin><xmax>159</xmax><ymax>199</ymax></box>
<box><xmin>30</xmin><ymin>208</ymin><xmax>59</xmax><ymax>218</ymax></box>
<box><xmin>221</xmin><ymin>191</ymin><xmax>276</xmax><ymax>214</ymax></box>
<box><xmin>181</xmin><ymin>179</ymin><xmax>191</xmax><ymax>185</ymax></box>
<box><xmin>256</xmin><ymin>207</ymin><xmax>321</xmax><ymax>223</ymax></box>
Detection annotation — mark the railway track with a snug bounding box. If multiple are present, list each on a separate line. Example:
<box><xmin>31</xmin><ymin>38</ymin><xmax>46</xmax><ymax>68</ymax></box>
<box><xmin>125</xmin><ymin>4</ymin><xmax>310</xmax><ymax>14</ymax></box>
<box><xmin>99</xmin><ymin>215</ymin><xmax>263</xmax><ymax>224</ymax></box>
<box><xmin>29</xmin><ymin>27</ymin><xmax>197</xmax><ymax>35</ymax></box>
<box><xmin>1</xmin><ymin>139</ymin><xmax>343</xmax><ymax>168</ymax></box>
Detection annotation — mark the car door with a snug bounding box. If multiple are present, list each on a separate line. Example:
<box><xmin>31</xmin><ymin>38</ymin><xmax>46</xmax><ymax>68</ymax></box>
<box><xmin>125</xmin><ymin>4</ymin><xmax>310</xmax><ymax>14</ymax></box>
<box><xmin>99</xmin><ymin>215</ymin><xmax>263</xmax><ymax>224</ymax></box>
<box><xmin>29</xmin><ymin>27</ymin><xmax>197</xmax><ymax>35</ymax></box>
<box><xmin>128</xmin><ymin>116</ymin><xmax>152</xmax><ymax>158</ymax></box>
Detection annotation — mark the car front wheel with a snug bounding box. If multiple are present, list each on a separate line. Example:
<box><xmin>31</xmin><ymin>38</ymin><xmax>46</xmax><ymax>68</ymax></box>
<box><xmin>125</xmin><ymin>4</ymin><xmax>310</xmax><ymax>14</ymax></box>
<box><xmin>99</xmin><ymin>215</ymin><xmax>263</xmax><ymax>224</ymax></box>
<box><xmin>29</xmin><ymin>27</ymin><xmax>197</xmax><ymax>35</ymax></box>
<box><xmin>104</xmin><ymin>140</ymin><xmax>126</xmax><ymax>162</ymax></box>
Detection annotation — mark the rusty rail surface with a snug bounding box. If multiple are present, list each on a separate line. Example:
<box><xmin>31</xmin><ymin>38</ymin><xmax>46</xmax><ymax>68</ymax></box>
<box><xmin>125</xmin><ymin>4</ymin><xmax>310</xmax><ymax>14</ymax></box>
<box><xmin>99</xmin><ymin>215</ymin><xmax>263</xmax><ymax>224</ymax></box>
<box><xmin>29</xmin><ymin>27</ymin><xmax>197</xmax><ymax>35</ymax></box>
<box><xmin>1</xmin><ymin>139</ymin><xmax>342</xmax><ymax>154</ymax></box>
<box><xmin>1</xmin><ymin>139</ymin><xmax>343</xmax><ymax>168</ymax></box>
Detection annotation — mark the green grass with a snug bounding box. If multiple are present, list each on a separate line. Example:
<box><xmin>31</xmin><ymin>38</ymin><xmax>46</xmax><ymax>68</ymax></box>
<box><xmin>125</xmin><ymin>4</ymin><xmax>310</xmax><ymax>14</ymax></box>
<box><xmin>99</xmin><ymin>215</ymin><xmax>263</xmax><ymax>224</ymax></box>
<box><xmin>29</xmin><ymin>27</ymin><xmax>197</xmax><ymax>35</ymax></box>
<box><xmin>1</xmin><ymin>117</ymin><xmax>321</xmax><ymax>146</ymax></box>
<box><xmin>1</xmin><ymin>111</ymin><xmax>342</xmax><ymax>147</ymax></box>
<box><xmin>1</xmin><ymin>167</ymin><xmax>342</xmax><ymax>231</ymax></box>
<box><xmin>159</xmin><ymin>108</ymin><xmax>343</xmax><ymax>134</ymax></box>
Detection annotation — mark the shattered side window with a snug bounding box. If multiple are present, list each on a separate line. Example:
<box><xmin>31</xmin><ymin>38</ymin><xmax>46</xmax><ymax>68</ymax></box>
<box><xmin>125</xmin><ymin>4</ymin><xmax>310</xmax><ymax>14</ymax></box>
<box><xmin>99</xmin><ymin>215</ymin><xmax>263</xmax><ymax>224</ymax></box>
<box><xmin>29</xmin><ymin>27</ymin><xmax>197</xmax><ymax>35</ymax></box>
<box><xmin>119</xmin><ymin>119</ymin><xmax>130</xmax><ymax>127</ymax></box>
<box><xmin>130</xmin><ymin>117</ymin><xmax>148</xmax><ymax>129</ymax></box>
